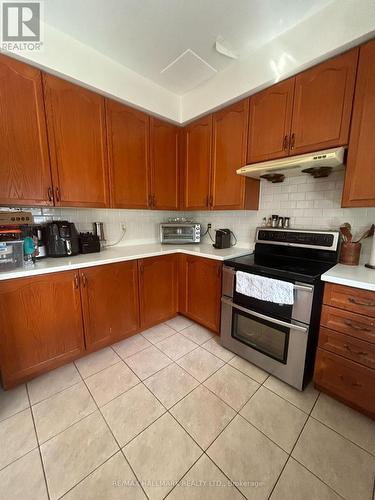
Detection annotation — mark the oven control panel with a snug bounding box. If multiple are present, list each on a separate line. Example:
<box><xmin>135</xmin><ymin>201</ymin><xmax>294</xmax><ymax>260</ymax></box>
<box><xmin>256</xmin><ymin>228</ymin><xmax>339</xmax><ymax>250</ymax></box>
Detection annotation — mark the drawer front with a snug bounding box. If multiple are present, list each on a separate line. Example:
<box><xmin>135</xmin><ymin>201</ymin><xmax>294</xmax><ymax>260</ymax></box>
<box><xmin>323</xmin><ymin>283</ymin><xmax>375</xmax><ymax>318</ymax></box>
<box><xmin>319</xmin><ymin>327</ymin><xmax>375</xmax><ymax>369</ymax></box>
<box><xmin>314</xmin><ymin>348</ymin><xmax>375</xmax><ymax>418</ymax></box>
<box><xmin>321</xmin><ymin>305</ymin><xmax>375</xmax><ymax>344</ymax></box>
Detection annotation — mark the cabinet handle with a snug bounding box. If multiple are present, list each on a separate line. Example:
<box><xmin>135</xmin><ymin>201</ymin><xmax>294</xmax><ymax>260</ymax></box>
<box><xmin>73</xmin><ymin>274</ymin><xmax>80</xmax><ymax>289</ymax></box>
<box><xmin>206</xmin><ymin>195</ymin><xmax>209</xmax><ymax>208</ymax></box>
<box><xmin>48</xmin><ymin>186</ymin><xmax>54</xmax><ymax>202</ymax></box>
<box><xmin>290</xmin><ymin>133</ymin><xmax>295</xmax><ymax>150</ymax></box>
<box><xmin>55</xmin><ymin>186</ymin><xmax>60</xmax><ymax>202</ymax></box>
<box><xmin>283</xmin><ymin>135</ymin><xmax>289</xmax><ymax>151</ymax></box>
<box><xmin>344</xmin><ymin>320</ymin><xmax>372</xmax><ymax>332</ymax></box>
<box><xmin>139</xmin><ymin>265</ymin><xmax>144</xmax><ymax>274</ymax></box>
<box><xmin>343</xmin><ymin>344</ymin><xmax>368</xmax><ymax>357</ymax></box>
<box><xmin>348</xmin><ymin>297</ymin><xmax>375</xmax><ymax>307</ymax></box>
<box><xmin>148</xmin><ymin>194</ymin><xmax>152</xmax><ymax>208</ymax></box>
<box><xmin>152</xmin><ymin>194</ymin><xmax>156</xmax><ymax>208</ymax></box>
<box><xmin>209</xmin><ymin>195</ymin><xmax>213</xmax><ymax>207</ymax></box>
<box><xmin>81</xmin><ymin>273</ymin><xmax>87</xmax><ymax>287</ymax></box>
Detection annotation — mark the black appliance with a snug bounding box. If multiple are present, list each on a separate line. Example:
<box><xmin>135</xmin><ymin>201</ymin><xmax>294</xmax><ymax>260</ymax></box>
<box><xmin>46</xmin><ymin>221</ymin><xmax>79</xmax><ymax>257</ymax></box>
<box><xmin>79</xmin><ymin>232</ymin><xmax>101</xmax><ymax>254</ymax></box>
<box><xmin>221</xmin><ymin>227</ymin><xmax>340</xmax><ymax>390</ymax></box>
<box><xmin>213</xmin><ymin>229</ymin><xmax>232</xmax><ymax>249</ymax></box>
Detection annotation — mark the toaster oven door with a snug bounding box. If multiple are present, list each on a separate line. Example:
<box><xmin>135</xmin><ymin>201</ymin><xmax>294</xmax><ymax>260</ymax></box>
<box><xmin>160</xmin><ymin>224</ymin><xmax>199</xmax><ymax>244</ymax></box>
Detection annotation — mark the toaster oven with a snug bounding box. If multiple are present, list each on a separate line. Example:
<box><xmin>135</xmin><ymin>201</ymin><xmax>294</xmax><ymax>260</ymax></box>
<box><xmin>160</xmin><ymin>222</ymin><xmax>201</xmax><ymax>244</ymax></box>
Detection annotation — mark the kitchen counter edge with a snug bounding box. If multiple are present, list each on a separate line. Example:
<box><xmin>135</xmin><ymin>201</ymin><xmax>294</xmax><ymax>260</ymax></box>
<box><xmin>321</xmin><ymin>263</ymin><xmax>375</xmax><ymax>292</ymax></box>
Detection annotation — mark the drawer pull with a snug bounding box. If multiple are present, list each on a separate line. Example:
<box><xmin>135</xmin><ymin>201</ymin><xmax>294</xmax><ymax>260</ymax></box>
<box><xmin>344</xmin><ymin>320</ymin><xmax>372</xmax><ymax>332</ymax></box>
<box><xmin>339</xmin><ymin>375</ymin><xmax>362</xmax><ymax>387</ymax></box>
<box><xmin>348</xmin><ymin>297</ymin><xmax>375</xmax><ymax>307</ymax></box>
<box><xmin>343</xmin><ymin>344</ymin><xmax>368</xmax><ymax>357</ymax></box>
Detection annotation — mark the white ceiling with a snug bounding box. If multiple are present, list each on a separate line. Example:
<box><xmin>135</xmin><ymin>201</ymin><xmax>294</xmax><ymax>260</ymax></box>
<box><xmin>44</xmin><ymin>0</ymin><xmax>333</xmax><ymax>95</ymax></box>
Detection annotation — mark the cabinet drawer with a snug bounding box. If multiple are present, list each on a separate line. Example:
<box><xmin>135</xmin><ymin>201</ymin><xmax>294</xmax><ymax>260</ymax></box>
<box><xmin>321</xmin><ymin>305</ymin><xmax>375</xmax><ymax>344</ymax></box>
<box><xmin>323</xmin><ymin>283</ymin><xmax>375</xmax><ymax>318</ymax></box>
<box><xmin>314</xmin><ymin>348</ymin><xmax>375</xmax><ymax>418</ymax></box>
<box><xmin>319</xmin><ymin>327</ymin><xmax>375</xmax><ymax>369</ymax></box>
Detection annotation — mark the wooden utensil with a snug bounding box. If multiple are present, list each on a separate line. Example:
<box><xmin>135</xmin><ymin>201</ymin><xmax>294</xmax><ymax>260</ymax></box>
<box><xmin>353</xmin><ymin>224</ymin><xmax>375</xmax><ymax>243</ymax></box>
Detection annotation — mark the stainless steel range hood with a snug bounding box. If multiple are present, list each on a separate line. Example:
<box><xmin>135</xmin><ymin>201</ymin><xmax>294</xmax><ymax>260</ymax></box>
<box><xmin>237</xmin><ymin>147</ymin><xmax>346</xmax><ymax>180</ymax></box>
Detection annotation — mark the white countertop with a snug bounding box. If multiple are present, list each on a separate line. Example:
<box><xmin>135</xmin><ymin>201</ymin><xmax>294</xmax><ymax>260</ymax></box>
<box><xmin>322</xmin><ymin>263</ymin><xmax>375</xmax><ymax>291</ymax></box>
<box><xmin>0</xmin><ymin>243</ymin><xmax>251</xmax><ymax>281</ymax></box>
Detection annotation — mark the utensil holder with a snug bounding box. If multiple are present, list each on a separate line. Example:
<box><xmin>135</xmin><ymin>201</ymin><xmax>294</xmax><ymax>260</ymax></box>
<box><xmin>339</xmin><ymin>242</ymin><xmax>361</xmax><ymax>266</ymax></box>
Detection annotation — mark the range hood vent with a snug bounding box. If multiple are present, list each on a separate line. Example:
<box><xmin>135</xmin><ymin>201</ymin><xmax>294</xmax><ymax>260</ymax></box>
<box><xmin>237</xmin><ymin>147</ymin><xmax>346</xmax><ymax>180</ymax></box>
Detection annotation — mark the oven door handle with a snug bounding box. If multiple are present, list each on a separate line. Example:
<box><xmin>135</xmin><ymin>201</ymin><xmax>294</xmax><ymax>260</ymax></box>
<box><xmin>221</xmin><ymin>297</ymin><xmax>309</xmax><ymax>333</ymax></box>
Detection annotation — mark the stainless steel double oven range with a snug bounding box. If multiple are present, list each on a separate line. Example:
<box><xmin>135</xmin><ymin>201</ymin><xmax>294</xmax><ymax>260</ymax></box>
<box><xmin>221</xmin><ymin>228</ymin><xmax>340</xmax><ymax>390</ymax></box>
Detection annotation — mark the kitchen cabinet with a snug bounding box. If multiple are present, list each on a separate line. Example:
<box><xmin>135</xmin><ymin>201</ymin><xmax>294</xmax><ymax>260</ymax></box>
<box><xmin>138</xmin><ymin>254</ymin><xmax>178</xmax><ymax>328</ymax></box>
<box><xmin>342</xmin><ymin>40</ymin><xmax>375</xmax><ymax>207</ymax></box>
<box><xmin>150</xmin><ymin>118</ymin><xmax>179</xmax><ymax>210</ymax></box>
<box><xmin>211</xmin><ymin>100</ymin><xmax>260</xmax><ymax>210</ymax></box>
<box><xmin>0</xmin><ymin>54</ymin><xmax>53</xmax><ymax>207</ymax></box>
<box><xmin>80</xmin><ymin>262</ymin><xmax>140</xmax><ymax>351</ymax></box>
<box><xmin>0</xmin><ymin>271</ymin><xmax>85</xmax><ymax>389</ymax></box>
<box><xmin>247</xmin><ymin>78</ymin><xmax>295</xmax><ymax>163</ymax></box>
<box><xmin>43</xmin><ymin>74</ymin><xmax>109</xmax><ymax>207</ymax></box>
<box><xmin>179</xmin><ymin>255</ymin><xmax>222</xmax><ymax>332</ymax></box>
<box><xmin>106</xmin><ymin>100</ymin><xmax>150</xmax><ymax>208</ymax></box>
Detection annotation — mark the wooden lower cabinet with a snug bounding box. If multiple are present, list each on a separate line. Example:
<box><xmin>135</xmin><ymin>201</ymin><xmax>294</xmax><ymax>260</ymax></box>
<box><xmin>0</xmin><ymin>271</ymin><xmax>85</xmax><ymax>388</ymax></box>
<box><xmin>80</xmin><ymin>261</ymin><xmax>140</xmax><ymax>351</ymax></box>
<box><xmin>179</xmin><ymin>255</ymin><xmax>222</xmax><ymax>333</ymax></box>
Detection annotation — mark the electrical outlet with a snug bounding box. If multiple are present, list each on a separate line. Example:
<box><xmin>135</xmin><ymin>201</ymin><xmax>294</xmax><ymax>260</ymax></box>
<box><xmin>207</xmin><ymin>223</ymin><xmax>212</xmax><ymax>230</ymax></box>
<box><xmin>120</xmin><ymin>222</ymin><xmax>126</xmax><ymax>232</ymax></box>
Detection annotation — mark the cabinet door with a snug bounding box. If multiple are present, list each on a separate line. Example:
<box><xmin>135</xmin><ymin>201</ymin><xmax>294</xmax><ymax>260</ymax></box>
<box><xmin>183</xmin><ymin>115</ymin><xmax>212</xmax><ymax>210</ymax></box>
<box><xmin>180</xmin><ymin>255</ymin><xmax>222</xmax><ymax>333</ymax></box>
<box><xmin>139</xmin><ymin>255</ymin><xmax>178</xmax><ymax>328</ymax></box>
<box><xmin>106</xmin><ymin>100</ymin><xmax>150</xmax><ymax>208</ymax></box>
<box><xmin>0</xmin><ymin>271</ymin><xmax>84</xmax><ymax>388</ymax></box>
<box><xmin>43</xmin><ymin>74</ymin><xmax>109</xmax><ymax>207</ymax></box>
<box><xmin>0</xmin><ymin>54</ymin><xmax>52</xmax><ymax>206</ymax></box>
<box><xmin>211</xmin><ymin>100</ymin><xmax>248</xmax><ymax>209</ymax></box>
<box><xmin>342</xmin><ymin>41</ymin><xmax>375</xmax><ymax>207</ymax></box>
<box><xmin>80</xmin><ymin>261</ymin><xmax>140</xmax><ymax>351</ymax></box>
<box><xmin>150</xmin><ymin>118</ymin><xmax>179</xmax><ymax>210</ymax></box>
<box><xmin>290</xmin><ymin>48</ymin><xmax>358</xmax><ymax>155</ymax></box>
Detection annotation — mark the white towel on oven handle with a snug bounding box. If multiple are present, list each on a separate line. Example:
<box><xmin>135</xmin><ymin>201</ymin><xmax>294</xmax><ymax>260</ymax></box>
<box><xmin>235</xmin><ymin>271</ymin><xmax>294</xmax><ymax>305</ymax></box>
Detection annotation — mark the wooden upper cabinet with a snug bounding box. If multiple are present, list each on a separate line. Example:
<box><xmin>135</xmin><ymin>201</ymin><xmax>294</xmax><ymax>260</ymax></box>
<box><xmin>290</xmin><ymin>48</ymin><xmax>358</xmax><ymax>155</ymax></box>
<box><xmin>342</xmin><ymin>41</ymin><xmax>375</xmax><ymax>207</ymax></box>
<box><xmin>211</xmin><ymin>100</ymin><xmax>249</xmax><ymax>210</ymax></box>
<box><xmin>43</xmin><ymin>74</ymin><xmax>109</xmax><ymax>207</ymax></box>
<box><xmin>150</xmin><ymin>118</ymin><xmax>179</xmax><ymax>210</ymax></box>
<box><xmin>183</xmin><ymin>115</ymin><xmax>212</xmax><ymax>210</ymax></box>
<box><xmin>106</xmin><ymin>100</ymin><xmax>150</xmax><ymax>208</ymax></box>
<box><xmin>0</xmin><ymin>54</ymin><xmax>52</xmax><ymax>206</ymax></box>
<box><xmin>247</xmin><ymin>78</ymin><xmax>295</xmax><ymax>163</ymax></box>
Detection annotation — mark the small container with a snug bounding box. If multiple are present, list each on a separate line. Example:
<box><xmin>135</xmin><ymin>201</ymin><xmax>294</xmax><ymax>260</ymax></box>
<box><xmin>0</xmin><ymin>240</ymin><xmax>24</xmax><ymax>271</ymax></box>
<box><xmin>284</xmin><ymin>217</ymin><xmax>290</xmax><ymax>229</ymax></box>
<box><xmin>271</xmin><ymin>215</ymin><xmax>279</xmax><ymax>228</ymax></box>
<box><xmin>278</xmin><ymin>217</ymin><xmax>284</xmax><ymax>228</ymax></box>
<box><xmin>339</xmin><ymin>242</ymin><xmax>362</xmax><ymax>266</ymax></box>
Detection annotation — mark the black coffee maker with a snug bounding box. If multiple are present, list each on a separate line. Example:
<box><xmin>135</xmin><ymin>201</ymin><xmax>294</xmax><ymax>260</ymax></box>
<box><xmin>46</xmin><ymin>221</ymin><xmax>80</xmax><ymax>257</ymax></box>
<box><xmin>213</xmin><ymin>229</ymin><xmax>232</xmax><ymax>249</ymax></box>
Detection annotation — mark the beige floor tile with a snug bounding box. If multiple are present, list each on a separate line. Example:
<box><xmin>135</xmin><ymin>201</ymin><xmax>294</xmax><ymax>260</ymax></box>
<box><xmin>312</xmin><ymin>393</ymin><xmax>375</xmax><ymax>455</ymax></box>
<box><xmin>124</xmin><ymin>413</ymin><xmax>202</xmax><ymax>500</ymax></box>
<box><xmin>270</xmin><ymin>458</ymin><xmax>341</xmax><ymax>500</ymax></box>
<box><xmin>41</xmin><ymin>411</ymin><xmax>118</xmax><ymax>500</ymax></box>
<box><xmin>102</xmin><ymin>384</ymin><xmax>165</xmax><ymax>446</ymax></box>
<box><xmin>207</xmin><ymin>415</ymin><xmax>288</xmax><ymax>500</ymax></box>
<box><xmin>64</xmin><ymin>452</ymin><xmax>147</xmax><ymax>500</ymax></box>
<box><xmin>240</xmin><ymin>386</ymin><xmax>307</xmax><ymax>452</ymax></box>
<box><xmin>0</xmin><ymin>449</ymin><xmax>48</xmax><ymax>500</ymax></box>
<box><xmin>180</xmin><ymin>323</ymin><xmax>214</xmax><ymax>345</ymax></box>
<box><xmin>144</xmin><ymin>363</ymin><xmax>199</xmax><ymax>409</ymax></box>
<box><xmin>85</xmin><ymin>362</ymin><xmax>139</xmax><ymax>407</ymax></box>
<box><xmin>167</xmin><ymin>454</ymin><xmax>243</xmax><ymax>499</ymax></box>
<box><xmin>292</xmin><ymin>418</ymin><xmax>375</xmax><ymax>500</ymax></box>
<box><xmin>171</xmin><ymin>386</ymin><xmax>235</xmax><ymax>449</ymax></box>
<box><xmin>229</xmin><ymin>356</ymin><xmax>269</xmax><ymax>384</ymax></box>
<box><xmin>27</xmin><ymin>363</ymin><xmax>81</xmax><ymax>405</ymax></box>
<box><xmin>202</xmin><ymin>337</ymin><xmax>236</xmax><ymax>362</ymax></box>
<box><xmin>165</xmin><ymin>315</ymin><xmax>193</xmax><ymax>332</ymax></box>
<box><xmin>0</xmin><ymin>384</ymin><xmax>29</xmax><ymax>422</ymax></box>
<box><xmin>157</xmin><ymin>333</ymin><xmax>197</xmax><ymax>360</ymax></box>
<box><xmin>177</xmin><ymin>347</ymin><xmax>224</xmax><ymax>382</ymax></box>
<box><xmin>141</xmin><ymin>323</ymin><xmax>176</xmax><ymax>344</ymax></box>
<box><xmin>32</xmin><ymin>382</ymin><xmax>96</xmax><ymax>443</ymax></box>
<box><xmin>0</xmin><ymin>408</ymin><xmax>37</xmax><ymax>470</ymax></box>
<box><xmin>204</xmin><ymin>364</ymin><xmax>259</xmax><ymax>411</ymax></box>
<box><xmin>264</xmin><ymin>377</ymin><xmax>319</xmax><ymax>413</ymax></box>
<box><xmin>75</xmin><ymin>347</ymin><xmax>120</xmax><ymax>378</ymax></box>
<box><xmin>112</xmin><ymin>334</ymin><xmax>151</xmax><ymax>359</ymax></box>
<box><xmin>125</xmin><ymin>346</ymin><xmax>171</xmax><ymax>380</ymax></box>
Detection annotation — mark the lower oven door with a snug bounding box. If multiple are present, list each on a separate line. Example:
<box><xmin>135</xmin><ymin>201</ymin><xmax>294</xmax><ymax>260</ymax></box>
<box><xmin>221</xmin><ymin>297</ymin><xmax>309</xmax><ymax>390</ymax></box>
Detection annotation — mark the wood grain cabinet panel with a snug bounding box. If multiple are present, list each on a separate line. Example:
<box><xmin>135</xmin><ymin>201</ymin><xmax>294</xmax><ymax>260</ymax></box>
<box><xmin>0</xmin><ymin>54</ymin><xmax>53</xmax><ymax>206</ymax></box>
<box><xmin>0</xmin><ymin>271</ymin><xmax>85</xmax><ymax>388</ymax></box>
<box><xmin>43</xmin><ymin>74</ymin><xmax>109</xmax><ymax>207</ymax></box>
<box><xmin>106</xmin><ymin>100</ymin><xmax>150</xmax><ymax>208</ymax></box>
<box><xmin>290</xmin><ymin>48</ymin><xmax>358</xmax><ymax>155</ymax></box>
<box><xmin>138</xmin><ymin>255</ymin><xmax>178</xmax><ymax>328</ymax></box>
<box><xmin>80</xmin><ymin>262</ymin><xmax>140</xmax><ymax>351</ymax></box>
<box><xmin>323</xmin><ymin>283</ymin><xmax>375</xmax><ymax>318</ymax></box>
<box><xmin>247</xmin><ymin>78</ymin><xmax>295</xmax><ymax>163</ymax></box>
<box><xmin>342</xmin><ymin>40</ymin><xmax>375</xmax><ymax>207</ymax></box>
<box><xmin>321</xmin><ymin>304</ymin><xmax>375</xmax><ymax>344</ymax></box>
